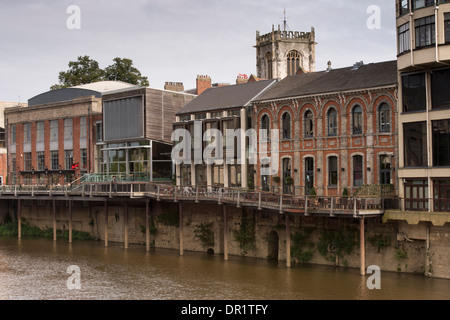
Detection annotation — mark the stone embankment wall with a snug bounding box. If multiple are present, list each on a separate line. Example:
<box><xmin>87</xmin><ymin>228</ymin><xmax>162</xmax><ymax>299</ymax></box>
<box><xmin>1</xmin><ymin>199</ymin><xmax>449</xmax><ymax>279</ymax></box>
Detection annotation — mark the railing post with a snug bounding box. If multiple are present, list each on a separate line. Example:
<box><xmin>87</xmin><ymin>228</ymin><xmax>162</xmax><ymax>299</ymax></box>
<box><xmin>109</xmin><ymin>182</ymin><xmax>112</xmax><ymax>198</ymax></box>
<box><xmin>31</xmin><ymin>185</ymin><xmax>34</xmax><ymax>197</ymax></box>
<box><xmin>14</xmin><ymin>185</ymin><xmax>17</xmax><ymax>197</ymax></box>
<box><xmin>218</xmin><ymin>189</ymin><xmax>222</xmax><ymax>205</ymax></box>
<box><xmin>157</xmin><ymin>185</ymin><xmax>161</xmax><ymax>201</ymax></box>
<box><xmin>279</xmin><ymin>194</ymin><xmax>283</xmax><ymax>214</ymax></box>
<box><xmin>330</xmin><ymin>197</ymin><xmax>335</xmax><ymax>217</ymax></box>
<box><xmin>65</xmin><ymin>185</ymin><xmax>68</xmax><ymax>197</ymax></box>
<box><xmin>174</xmin><ymin>187</ymin><xmax>178</xmax><ymax>203</ymax></box>
<box><xmin>81</xmin><ymin>184</ymin><xmax>85</xmax><ymax>197</ymax></box>
<box><xmin>305</xmin><ymin>196</ymin><xmax>309</xmax><ymax>216</ymax></box>
<box><xmin>195</xmin><ymin>186</ymin><xmax>199</xmax><ymax>203</ymax></box>
<box><xmin>258</xmin><ymin>192</ymin><xmax>262</xmax><ymax>211</ymax></box>
<box><xmin>90</xmin><ymin>184</ymin><xmax>93</xmax><ymax>198</ymax></box>
<box><xmin>49</xmin><ymin>185</ymin><xmax>52</xmax><ymax>197</ymax></box>
<box><xmin>236</xmin><ymin>190</ymin><xmax>241</xmax><ymax>208</ymax></box>
<box><xmin>353</xmin><ymin>198</ymin><xmax>358</xmax><ymax>217</ymax></box>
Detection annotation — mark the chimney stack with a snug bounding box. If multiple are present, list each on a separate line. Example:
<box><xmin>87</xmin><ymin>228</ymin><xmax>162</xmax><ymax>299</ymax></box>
<box><xmin>236</xmin><ymin>74</ymin><xmax>249</xmax><ymax>85</ymax></box>
<box><xmin>196</xmin><ymin>75</ymin><xmax>212</xmax><ymax>95</ymax></box>
<box><xmin>164</xmin><ymin>82</ymin><xmax>184</xmax><ymax>92</ymax></box>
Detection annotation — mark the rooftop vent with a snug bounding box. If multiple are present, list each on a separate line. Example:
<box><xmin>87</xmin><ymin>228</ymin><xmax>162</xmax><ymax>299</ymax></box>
<box><xmin>352</xmin><ymin>61</ymin><xmax>364</xmax><ymax>70</ymax></box>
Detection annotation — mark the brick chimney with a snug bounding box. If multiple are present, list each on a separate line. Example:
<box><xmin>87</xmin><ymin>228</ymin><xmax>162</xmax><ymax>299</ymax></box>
<box><xmin>236</xmin><ymin>74</ymin><xmax>249</xmax><ymax>85</ymax></box>
<box><xmin>196</xmin><ymin>75</ymin><xmax>212</xmax><ymax>95</ymax></box>
<box><xmin>164</xmin><ymin>82</ymin><xmax>184</xmax><ymax>92</ymax></box>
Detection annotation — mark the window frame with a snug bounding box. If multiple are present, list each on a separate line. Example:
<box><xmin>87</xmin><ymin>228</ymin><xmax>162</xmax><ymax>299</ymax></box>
<box><xmin>328</xmin><ymin>156</ymin><xmax>338</xmax><ymax>187</ymax></box>
<box><xmin>281</xmin><ymin>111</ymin><xmax>291</xmax><ymax>140</ymax></box>
<box><xmin>327</xmin><ymin>108</ymin><xmax>338</xmax><ymax>137</ymax></box>
<box><xmin>352</xmin><ymin>105</ymin><xmax>363</xmax><ymax>135</ymax></box>
<box><xmin>304</xmin><ymin>110</ymin><xmax>314</xmax><ymax>138</ymax></box>
<box><xmin>379</xmin><ymin>103</ymin><xmax>392</xmax><ymax>133</ymax></box>
<box><xmin>415</xmin><ymin>15</ymin><xmax>436</xmax><ymax>49</ymax></box>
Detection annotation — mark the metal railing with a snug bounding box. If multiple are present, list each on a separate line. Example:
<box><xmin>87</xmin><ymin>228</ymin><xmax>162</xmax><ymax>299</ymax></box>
<box><xmin>0</xmin><ymin>182</ymin><xmax>389</xmax><ymax>216</ymax></box>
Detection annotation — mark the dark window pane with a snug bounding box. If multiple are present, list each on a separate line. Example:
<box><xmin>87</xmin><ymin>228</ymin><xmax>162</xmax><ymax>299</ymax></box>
<box><xmin>329</xmin><ymin>156</ymin><xmax>338</xmax><ymax>186</ymax></box>
<box><xmin>402</xmin><ymin>73</ymin><xmax>426</xmax><ymax>112</ymax></box>
<box><xmin>353</xmin><ymin>155</ymin><xmax>363</xmax><ymax>186</ymax></box>
<box><xmin>404</xmin><ymin>122</ymin><xmax>427</xmax><ymax>167</ymax></box>
<box><xmin>433</xmin><ymin>120</ymin><xmax>450</xmax><ymax>167</ymax></box>
<box><xmin>431</xmin><ymin>68</ymin><xmax>450</xmax><ymax>110</ymax></box>
<box><xmin>352</xmin><ymin>106</ymin><xmax>363</xmax><ymax>135</ymax></box>
<box><xmin>379</xmin><ymin>103</ymin><xmax>391</xmax><ymax>132</ymax></box>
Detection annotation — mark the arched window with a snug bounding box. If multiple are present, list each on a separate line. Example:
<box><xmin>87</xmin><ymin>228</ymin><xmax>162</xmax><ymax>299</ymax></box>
<box><xmin>353</xmin><ymin>155</ymin><xmax>363</xmax><ymax>186</ymax></box>
<box><xmin>265</xmin><ymin>52</ymin><xmax>273</xmax><ymax>79</ymax></box>
<box><xmin>379</xmin><ymin>103</ymin><xmax>391</xmax><ymax>133</ymax></box>
<box><xmin>282</xmin><ymin>112</ymin><xmax>291</xmax><ymax>139</ymax></box>
<box><xmin>261</xmin><ymin>114</ymin><xmax>270</xmax><ymax>141</ymax></box>
<box><xmin>287</xmin><ymin>50</ymin><xmax>302</xmax><ymax>76</ymax></box>
<box><xmin>352</xmin><ymin>105</ymin><xmax>363</xmax><ymax>135</ymax></box>
<box><xmin>328</xmin><ymin>108</ymin><xmax>338</xmax><ymax>136</ymax></box>
<box><xmin>304</xmin><ymin>110</ymin><xmax>314</xmax><ymax>138</ymax></box>
<box><xmin>328</xmin><ymin>156</ymin><xmax>338</xmax><ymax>187</ymax></box>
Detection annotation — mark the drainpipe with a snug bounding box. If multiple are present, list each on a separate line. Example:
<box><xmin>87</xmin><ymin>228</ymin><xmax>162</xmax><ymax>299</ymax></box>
<box><xmin>436</xmin><ymin>5</ymin><xmax>440</xmax><ymax>63</ymax></box>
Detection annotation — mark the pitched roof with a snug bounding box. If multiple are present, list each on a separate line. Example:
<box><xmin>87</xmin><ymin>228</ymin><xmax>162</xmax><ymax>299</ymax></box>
<box><xmin>254</xmin><ymin>60</ymin><xmax>398</xmax><ymax>102</ymax></box>
<box><xmin>177</xmin><ymin>79</ymin><xmax>276</xmax><ymax>115</ymax></box>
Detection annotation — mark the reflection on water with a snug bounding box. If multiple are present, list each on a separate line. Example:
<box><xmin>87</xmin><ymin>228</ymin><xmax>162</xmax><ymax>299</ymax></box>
<box><xmin>0</xmin><ymin>238</ymin><xmax>448</xmax><ymax>300</ymax></box>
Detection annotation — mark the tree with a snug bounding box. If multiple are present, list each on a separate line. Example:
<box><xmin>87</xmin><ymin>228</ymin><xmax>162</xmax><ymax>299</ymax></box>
<box><xmin>51</xmin><ymin>56</ymin><xmax>149</xmax><ymax>90</ymax></box>
<box><xmin>51</xmin><ymin>56</ymin><xmax>104</xmax><ymax>90</ymax></box>
<box><xmin>104</xmin><ymin>57</ymin><xmax>149</xmax><ymax>87</ymax></box>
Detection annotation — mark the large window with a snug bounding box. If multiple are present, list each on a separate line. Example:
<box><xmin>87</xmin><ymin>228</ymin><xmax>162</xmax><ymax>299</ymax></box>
<box><xmin>304</xmin><ymin>110</ymin><xmax>314</xmax><ymax>138</ymax></box>
<box><xmin>398</xmin><ymin>22</ymin><xmax>410</xmax><ymax>54</ymax></box>
<box><xmin>415</xmin><ymin>15</ymin><xmax>435</xmax><ymax>48</ymax></box>
<box><xmin>434</xmin><ymin>180</ymin><xmax>450</xmax><ymax>212</ymax></box>
<box><xmin>327</xmin><ymin>108</ymin><xmax>338</xmax><ymax>136</ymax></box>
<box><xmin>404</xmin><ymin>122</ymin><xmax>427</xmax><ymax>167</ymax></box>
<box><xmin>24</xmin><ymin>123</ymin><xmax>31</xmax><ymax>143</ymax></box>
<box><xmin>352</xmin><ymin>105</ymin><xmax>363</xmax><ymax>135</ymax></box>
<box><xmin>432</xmin><ymin>120</ymin><xmax>450</xmax><ymax>167</ymax></box>
<box><xmin>24</xmin><ymin>153</ymin><xmax>32</xmax><ymax>171</ymax></box>
<box><xmin>10</xmin><ymin>125</ymin><xmax>16</xmax><ymax>145</ymax></box>
<box><xmin>379</xmin><ymin>103</ymin><xmax>391</xmax><ymax>133</ymax></box>
<box><xmin>50</xmin><ymin>120</ymin><xmax>58</xmax><ymax>142</ymax></box>
<box><xmin>282</xmin><ymin>112</ymin><xmax>291</xmax><ymax>140</ymax></box>
<box><xmin>64</xmin><ymin>119</ymin><xmax>73</xmax><ymax>140</ymax></box>
<box><xmin>431</xmin><ymin>68</ymin><xmax>450</xmax><ymax>110</ymax></box>
<box><xmin>37</xmin><ymin>152</ymin><xmax>45</xmax><ymax>171</ymax></box>
<box><xmin>353</xmin><ymin>155</ymin><xmax>363</xmax><ymax>187</ymax></box>
<box><xmin>80</xmin><ymin>117</ymin><xmax>87</xmax><ymax>139</ymax></box>
<box><xmin>445</xmin><ymin>13</ymin><xmax>450</xmax><ymax>43</ymax></box>
<box><xmin>287</xmin><ymin>50</ymin><xmax>302</xmax><ymax>76</ymax></box>
<box><xmin>261</xmin><ymin>114</ymin><xmax>270</xmax><ymax>141</ymax></box>
<box><xmin>51</xmin><ymin>151</ymin><xmax>59</xmax><ymax>170</ymax></box>
<box><xmin>65</xmin><ymin>150</ymin><xmax>73</xmax><ymax>170</ymax></box>
<box><xmin>328</xmin><ymin>156</ymin><xmax>338</xmax><ymax>187</ymax></box>
<box><xmin>402</xmin><ymin>73</ymin><xmax>426</xmax><ymax>112</ymax></box>
<box><xmin>36</xmin><ymin>122</ymin><xmax>44</xmax><ymax>142</ymax></box>
<box><xmin>380</xmin><ymin>155</ymin><xmax>392</xmax><ymax>185</ymax></box>
<box><xmin>405</xmin><ymin>179</ymin><xmax>428</xmax><ymax>211</ymax></box>
<box><xmin>0</xmin><ymin>127</ymin><xmax>4</xmax><ymax>148</ymax></box>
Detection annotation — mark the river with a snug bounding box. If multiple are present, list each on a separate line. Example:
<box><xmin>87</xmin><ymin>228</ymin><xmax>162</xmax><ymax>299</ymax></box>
<box><xmin>0</xmin><ymin>238</ymin><xmax>449</xmax><ymax>301</ymax></box>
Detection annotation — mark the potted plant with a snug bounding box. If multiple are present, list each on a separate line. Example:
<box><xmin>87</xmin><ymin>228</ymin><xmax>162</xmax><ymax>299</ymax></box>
<box><xmin>273</xmin><ymin>176</ymin><xmax>281</xmax><ymax>184</ymax></box>
<box><xmin>285</xmin><ymin>176</ymin><xmax>294</xmax><ymax>185</ymax></box>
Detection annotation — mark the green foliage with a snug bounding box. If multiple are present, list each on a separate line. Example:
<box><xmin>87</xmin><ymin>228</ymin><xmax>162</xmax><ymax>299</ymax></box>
<box><xmin>51</xmin><ymin>55</ymin><xmax>149</xmax><ymax>90</ymax></box>
<box><xmin>317</xmin><ymin>228</ymin><xmax>359</xmax><ymax>263</ymax></box>
<box><xmin>233</xmin><ymin>212</ymin><xmax>256</xmax><ymax>255</ymax></box>
<box><xmin>273</xmin><ymin>176</ymin><xmax>281</xmax><ymax>184</ymax></box>
<box><xmin>194</xmin><ymin>223</ymin><xmax>214</xmax><ymax>248</ymax></box>
<box><xmin>395</xmin><ymin>248</ymin><xmax>408</xmax><ymax>260</ymax></box>
<box><xmin>285</xmin><ymin>176</ymin><xmax>294</xmax><ymax>185</ymax></box>
<box><xmin>309</xmin><ymin>187</ymin><xmax>317</xmax><ymax>198</ymax></box>
<box><xmin>157</xmin><ymin>211</ymin><xmax>179</xmax><ymax>227</ymax></box>
<box><xmin>368</xmin><ymin>234</ymin><xmax>392</xmax><ymax>253</ymax></box>
<box><xmin>291</xmin><ymin>229</ymin><xmax>315</xmax><ymax>263</ymax></box>
<box><xmin>0</xmin><ymin>223</ymin><xmax>95</xmax><ymax>241</ymax></box>
<box><xmin>342</xmin><ymin>188</ymin><xmax>349</xmax><ymax>197</ymax></box>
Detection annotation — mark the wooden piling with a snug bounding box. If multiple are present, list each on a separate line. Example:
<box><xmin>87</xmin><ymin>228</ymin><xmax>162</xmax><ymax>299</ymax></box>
<box><xmin>146</xmin><ymin>199</ymin><xmax>150</xmax><ymax>252</ymax></box>
<box><xmin>104</xmin><ymin>201</ymin><xmax>108</xmax><ymax>247</ymax></box>
<box><xmin>69</xmin><ymin>200</ymin><xmax>72</xmax><ymax>244</ymax></box>
<box><xmin>360</xmin><ymin>218</ymin><xmax>366</xmax><ymax>276</ymax></box>
<box><xmin>17</xmin><ymin>199</ymin><xmax>21</xmax><ymax>241</ymax></box>
<box><xmin>53</xmin><ymin>199</ymin><xmax>57</xmax><ymax>241</ymax></box>
<box><xmin>223</xmin><ymin>205</ymin><xmax>228</xmax><ymax>261</ymax></box>
<box><xmin>124</xmin><ymin>201</ymin><xmax>128</xmax><ymax>249</ymax></box>
<box><xmin>286</xmin><ymin>214</ymin><xmax>291</xmax><ymax>268</ymax></box>
<box><xmin>179</xmin><ymin>202</ymin><xmax>184</xmax><ymax>256</ymax></box>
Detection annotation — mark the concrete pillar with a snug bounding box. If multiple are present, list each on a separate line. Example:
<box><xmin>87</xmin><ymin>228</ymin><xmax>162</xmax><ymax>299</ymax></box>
<box><xmin>17</xmin><ymin>199</ymin><xmax>21</xmax><ymax>241</ymax></box>
<box><xmin>360</xmin><ymin>218</ymin><xmax>366</xmax><ymax>276</ymax></box>
<box><xmin>53</xmin><ymin>199</ymin><xmax>57</xmax><ymax>241</ymax></box>
<box><xmin>223</xmin><ymin>205</ymin><xmax>228</xmax><ymax>261</ymax></box>
<box><xmin>69</xmin><ymin>200</ymin><xmax>72</xmax><ymax>244</ymax></box>
<box><xmin>104</xmin><ymin>201</ymin><xmax>108</xmax><ymax>247</ymax></box>
<box><xmin>286</xmin><ymin>214</ymin><xmax>291</xmax><ymax>268</ymax></box>
<box><xmin>179</xmin><ymin>202</ymin><xmax>184</xmax><ymax>256</ymax></box>
<box><xmin>124</xmin><ymin>201</ymin><xmax>128</xmax><ymax>249</ymax></box>
<box><xmin>146</xmin><ymin>199</ymin><xmax>150</xmax><ymax>252</ymax></box>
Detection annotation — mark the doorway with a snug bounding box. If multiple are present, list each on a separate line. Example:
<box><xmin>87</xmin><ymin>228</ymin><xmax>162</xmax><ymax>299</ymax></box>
<box><xmin>305</xmin><ymin>157</ymin><xmax>314</xmax><ymax>195</ymax></box>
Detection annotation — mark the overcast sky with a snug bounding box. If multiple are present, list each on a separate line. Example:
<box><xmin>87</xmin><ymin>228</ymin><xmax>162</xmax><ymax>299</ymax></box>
<box><xmin>0</xmin><ymin>0</ymin><xmax>396</xmax><ymax>103</ymax></box>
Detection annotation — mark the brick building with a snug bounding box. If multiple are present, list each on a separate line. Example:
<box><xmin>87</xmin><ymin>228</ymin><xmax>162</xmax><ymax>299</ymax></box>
<box><xmin>5</xmin><ymin>81</ymin><xmax>137</xmax><ymax>185</ymax></box>
<box><xmin>252</xmin><ymin>60</ymin><xmax>398</xmax><ymax>196</ymax></box>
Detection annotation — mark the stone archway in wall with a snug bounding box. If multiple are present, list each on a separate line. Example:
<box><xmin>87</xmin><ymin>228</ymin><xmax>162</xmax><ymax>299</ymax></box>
<box><xmin>267</xmin><ymin>230</ymin><xmax>279</xmax><ymax>260</ymax></box>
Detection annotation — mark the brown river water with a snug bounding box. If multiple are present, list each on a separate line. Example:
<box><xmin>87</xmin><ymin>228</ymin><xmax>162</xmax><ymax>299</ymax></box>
<box><xmin>0</xmin><ymin>238</ymin><xmax>449</xmax><ymax>301</ymax></box>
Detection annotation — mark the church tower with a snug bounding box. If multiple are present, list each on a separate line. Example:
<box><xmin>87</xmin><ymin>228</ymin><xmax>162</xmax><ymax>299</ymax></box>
<box><xmin>255</xmin><ymin>18</ymin><xmax>316</xmax><ymax>80</ymax></box>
